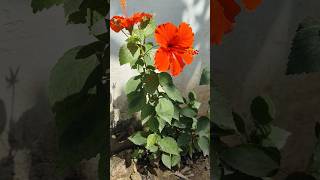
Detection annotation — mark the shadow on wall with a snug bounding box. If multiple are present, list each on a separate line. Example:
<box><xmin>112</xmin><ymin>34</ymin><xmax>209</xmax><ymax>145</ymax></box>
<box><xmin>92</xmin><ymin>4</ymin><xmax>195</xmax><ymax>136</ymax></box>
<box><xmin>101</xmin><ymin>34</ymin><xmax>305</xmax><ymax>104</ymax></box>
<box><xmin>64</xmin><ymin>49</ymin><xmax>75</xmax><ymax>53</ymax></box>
<box><xmin>0</xmin><ymin>85</ymin><xmax>95</xmax><ymax>179</ymax></box>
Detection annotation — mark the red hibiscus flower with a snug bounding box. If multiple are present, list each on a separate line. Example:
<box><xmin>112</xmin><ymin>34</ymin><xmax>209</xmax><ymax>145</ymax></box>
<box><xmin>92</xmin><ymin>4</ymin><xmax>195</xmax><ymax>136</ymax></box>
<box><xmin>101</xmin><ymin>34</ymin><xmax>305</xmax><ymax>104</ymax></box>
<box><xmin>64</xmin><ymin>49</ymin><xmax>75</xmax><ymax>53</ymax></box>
<box><xmin>154</xmin><ymin>22</ymin><xmax>198</xmax><ymax>76</ymax></box>
<box><xmin>110</xmin><ymin>12</ymin><xmax>153</xmax><ymax>32</ymax></box>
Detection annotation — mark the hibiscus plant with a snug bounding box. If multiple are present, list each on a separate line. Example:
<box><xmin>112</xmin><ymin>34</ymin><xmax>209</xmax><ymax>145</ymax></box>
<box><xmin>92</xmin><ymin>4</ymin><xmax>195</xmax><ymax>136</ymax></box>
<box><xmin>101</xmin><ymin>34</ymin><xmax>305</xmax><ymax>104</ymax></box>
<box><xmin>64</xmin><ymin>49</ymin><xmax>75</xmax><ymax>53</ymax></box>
<box><xmin>110</xmin><ymin>12</ymin><xmax>210</xmax><ymax>169</ymax></box>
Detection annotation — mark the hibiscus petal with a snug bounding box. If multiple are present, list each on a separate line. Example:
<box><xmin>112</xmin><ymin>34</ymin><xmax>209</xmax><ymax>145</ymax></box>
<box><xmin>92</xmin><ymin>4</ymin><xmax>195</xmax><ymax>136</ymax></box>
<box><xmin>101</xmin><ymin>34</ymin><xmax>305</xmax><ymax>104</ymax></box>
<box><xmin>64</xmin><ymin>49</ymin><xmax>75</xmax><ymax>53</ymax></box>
<box><xmin>176</xmin><ymin>22</ymin><xmax>194</xmax><ymax>48</ymax></box>
<box><xmin>211</xmin><ymin>0</ymin><xmax>234</xmax><ymax>44</ymax></box>
<box><xmin>155</xmin><ymin>23</ymin><xmax>178</xmax><ymax>47</ymax></box>
<box><xmin>170</xmin><ymin>54</ymin><xmax>185</xmax><ymax>76</ymax></box>
<box><xmin>242</xmin><ymin>0</ymin><xmax>262</xmax><ymax>11</ymax></box>
<box><xmin>183</xmin><ymin>52</ymin><xmax>193</xmax><ymax>64</ymax></box>
<box><xmin>218</xmin><ymin>0</ymin><xmax>241</xmax><ymax>23</ymax></box>
<box><xmin>155</xmin><ymin>48</ymin><xmax>170</xmax><ymax>72</ymax></box>
<box><xmin>110</xmin><ymin>16</ymin><xmax>125</xmax><ymax>32</ymax></box>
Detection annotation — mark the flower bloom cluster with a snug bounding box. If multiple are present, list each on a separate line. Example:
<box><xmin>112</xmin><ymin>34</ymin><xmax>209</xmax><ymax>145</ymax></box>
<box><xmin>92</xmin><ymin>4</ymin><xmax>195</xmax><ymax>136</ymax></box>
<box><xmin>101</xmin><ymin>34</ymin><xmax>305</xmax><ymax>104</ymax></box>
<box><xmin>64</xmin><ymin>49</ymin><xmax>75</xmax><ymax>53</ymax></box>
<box><xmin>110</xmin><ymin>12</ymin><xmax>153</xmax><ymax>32</ymax></box>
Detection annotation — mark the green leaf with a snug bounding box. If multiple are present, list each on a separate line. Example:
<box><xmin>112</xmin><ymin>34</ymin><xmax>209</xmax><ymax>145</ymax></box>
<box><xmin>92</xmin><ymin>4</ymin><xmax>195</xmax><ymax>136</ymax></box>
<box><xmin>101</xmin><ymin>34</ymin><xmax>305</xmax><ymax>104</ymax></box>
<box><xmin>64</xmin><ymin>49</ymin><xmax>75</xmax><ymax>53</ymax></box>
<box><xmin>173</xmin><ymin>116</ymin><xmax>193</xmax><ymax>129</ymax></box>
<box><xmin>220</xmin><ymin>145</ymin><xmax>279</xmax><ymax>177</ymax></box>
<box><xmin>161</xmin><ymin>154</ymin><xmax>181</xmax><ymax>169</ymax></box>
<box><xmin>158</xmin><ymin>73</ymin><xmax>184</xmax><ymax>103</ymax></box>
<box><xmin>147</xmin><ymin>116</ymin><xmax>159</xmax><ymax>133</ymax></box>
<box><xmin>177</xmin><ymin>133</ymin><xmax>191</xmax><ymax>147</ymax></box>
<box><xmin>146</xmin><ymin>144</ymin><xmax>158</xmax><ymax>153</ymax></box>
<box><xmin>125</xmin><ymin>76</ymin><xmax>141</xmax><ymax>95</ymax></box>
<box><xmin>161</xmin><ymin>153</ymin><xmax>172</xmax><ymax>169</ymax></box>
<box><xmin>198</xmin><ymin>136</ymin><xmax>209</xmax><ymax>156</ymax></box>
<box><xmin>212</xmin><ymin>87</ymin><xmax>236</xmax><ymax>130</ymax></box>
<box><xmin>119</xmin><ymin>43</ymin><xmax>136</xmax><ymax>65</ymax></box>
<box><xmin>199</xmin><ymin>67</ymin><xmax>210</xmax><ymax>85</ymax></box>
<box><xmin>158</xmin><ymin>137</ymin><xmax>180</xmax><ymax>155</ymax></box>
<box><xmin>173</xmin><ymin>105</ymin><xmax>180</xmax><ymax>120</ymax></box>
<box><xmin>128</xmin><ymin>131</ymin><xmax>147</xmax><ymax>145</ymax></box>
<box><xmin>196</xmin><ymin>116</ymin><xmax>210</xmax><ymax>138</ymax></box>
<box><xmin>147</xmin><ymin>134</ymin><xmax>160</xmax><ymax>147</ymax></box>
<box><xmin>156</xmin><ymin>98</ymin><xmax>174</xmax><ymax>125</ymax></box>
<box><xmin>287</xmin><ymin>18</ymin><xmax>320</xmax><ymax>75</ymax></box>
<box><xmin>180</xmin><ymin>107</ymin><xmax>197</xmax><ymax>118</ymax></box>
<box><xmin>144</xmin><ymin>73</ymin><xmax>159</xmax><ymax>93</ymax></box>
<box><xmin>157</xmin><ymin>116</ymin><xmax>166</xmax><ymax>133</ymax></box>
<box><xmin>141</xmin><ymin>104</ymin><xmax>154</xmax><ymax>125</ymax></box>
<box><xmin>31</xmin><ymin>0</ymin><xmax>64</xmax><ymax>13</ymax></box>
<box><xmin>251</xmin><ymin>96</ymin><xmax>274</xmax><ymax>125</ymax></box>
<box><xmin>171</xmin><ymin>154</ymin><xmax>181</xmax><ymax>167</ymax></box>
<box><xmin>127</xmin><ymin>91</ymin><xmax>146</xmax><ymax>114</ymax></box>
<box><xmin>48</xmin><ymin>46</ymin><xmax>100</xmax><ymax>107</ymax></box>
<box><xmin>143</xmin><ymin>18</ymin><xmax>156</xmax><ymax>37</ymax></box>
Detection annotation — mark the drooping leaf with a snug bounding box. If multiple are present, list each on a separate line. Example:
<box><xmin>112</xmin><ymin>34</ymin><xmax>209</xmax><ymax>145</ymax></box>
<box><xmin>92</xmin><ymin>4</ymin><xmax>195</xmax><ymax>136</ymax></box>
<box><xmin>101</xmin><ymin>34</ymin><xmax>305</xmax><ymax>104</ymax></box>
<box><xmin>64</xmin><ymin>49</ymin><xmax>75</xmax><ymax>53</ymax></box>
<box><xmin>156</xmin><ymin>98</ymin><xmax>174</xmax><ymax>125</ymax></box>
<box><xmin>158</xmin><ymin>137</ymin><xmax>180</xmax><ymax>155</ymax></box>
<box><xmin>287</xmin><ymin>18</ymin><xmax>320</xmax><ymax>75</ymax></box>
<box><xmin>220</xmin><ymin>145</ymin><xmax>279</xmax><ymax>177</ymax></box>
<box><xmin>158</xmin><ymin>73</ymin><xmax>184</xmax><ymax>103</ymax></box>
<box><xmin>128</xmin><ymin>131</ymin><xmax>147</xmax><ymax>146</ymax></box>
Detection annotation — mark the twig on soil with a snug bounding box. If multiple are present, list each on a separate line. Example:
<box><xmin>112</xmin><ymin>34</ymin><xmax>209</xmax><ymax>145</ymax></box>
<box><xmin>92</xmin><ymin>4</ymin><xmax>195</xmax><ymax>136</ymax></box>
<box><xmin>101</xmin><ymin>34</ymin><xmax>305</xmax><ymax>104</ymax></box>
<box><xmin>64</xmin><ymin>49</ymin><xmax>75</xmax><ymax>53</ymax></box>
<box><xmin>174</xmin><ymin>171</ymin><xmax>192</xmax><ymax>180</ymax></box>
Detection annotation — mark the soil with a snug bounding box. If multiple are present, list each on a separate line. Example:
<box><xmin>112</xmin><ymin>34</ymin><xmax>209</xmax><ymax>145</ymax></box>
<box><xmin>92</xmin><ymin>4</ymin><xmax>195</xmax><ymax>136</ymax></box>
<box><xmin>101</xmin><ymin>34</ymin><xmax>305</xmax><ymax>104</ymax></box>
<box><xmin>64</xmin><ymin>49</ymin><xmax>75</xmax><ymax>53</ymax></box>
<box><xmin>110</xmin><ymin>150</ymin><xmax>210</xmax><ymax>180</ymax></box>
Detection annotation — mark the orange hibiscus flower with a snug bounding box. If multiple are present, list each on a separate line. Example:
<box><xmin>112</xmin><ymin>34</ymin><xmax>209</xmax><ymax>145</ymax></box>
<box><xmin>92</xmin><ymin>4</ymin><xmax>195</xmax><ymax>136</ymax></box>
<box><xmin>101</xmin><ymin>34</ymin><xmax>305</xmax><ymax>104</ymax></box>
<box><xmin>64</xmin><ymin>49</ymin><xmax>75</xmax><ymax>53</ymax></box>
<box><xmin>211</xmin><ymin>0</ymin><xmax>263</xmax><ymax>45</ymax></box>
<box><xmin>110</xmin><ymin>12</ymin><xmax>153</xmax><ymax>32</ymax></box>
<box><xmin>154</xmin><ymin>22</ymin><xmax>198</xmax><ymax>76</ymax></box>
